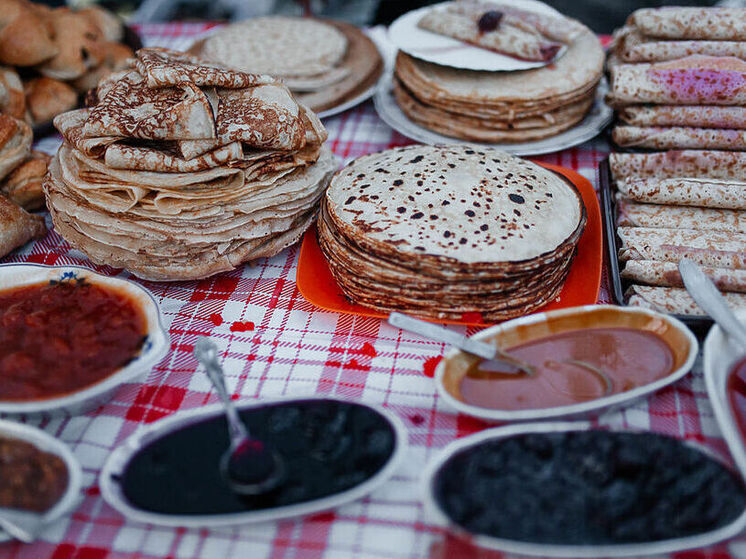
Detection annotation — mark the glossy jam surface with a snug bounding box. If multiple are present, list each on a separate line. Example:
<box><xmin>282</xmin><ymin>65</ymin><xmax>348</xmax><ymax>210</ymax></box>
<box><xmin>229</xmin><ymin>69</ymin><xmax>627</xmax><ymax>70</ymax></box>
<box><xmin>459</xmin><ymin>327</ymin><xmax>674</xmax><ymax>410</ymax></box>
<box><xmin>0</xmin><ymin>436</ymin><xmax>68</xmax><ymax>512</ymax></box>
<box><xmin>0</xmin><ymin>280</ymin><xmax>146</xmax><ymax>401</ymax></box>
<box><xmin>727</xmin><ymin>356</ymin><xmax>746</xmax><ymax>441</ymax></box>
<box><xmin>435</xmin><ymin>431</ymin><xmax>746</xmax><ymax>545</ymax></box>
<box><xmin>119</xmin><ymin>399</ymin><xmax>396</xmax><ymax>515</ymax></box>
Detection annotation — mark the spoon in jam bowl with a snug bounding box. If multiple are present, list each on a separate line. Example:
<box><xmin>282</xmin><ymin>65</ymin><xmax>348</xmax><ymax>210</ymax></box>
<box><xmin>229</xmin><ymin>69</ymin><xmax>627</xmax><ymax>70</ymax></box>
<box><xmin>388</xmin><ymin>312</ymin><xmax>535</xmax><ymax>376</ymax></box>
<box><xmin>679</xmin><ymin>259</ymin><xmax>746</xmax><ymax>349</ymax></box>
<box><xmin>193</xmin><ymin>338</ymin><xmax>285</xmax><ymax>495</ymax></box>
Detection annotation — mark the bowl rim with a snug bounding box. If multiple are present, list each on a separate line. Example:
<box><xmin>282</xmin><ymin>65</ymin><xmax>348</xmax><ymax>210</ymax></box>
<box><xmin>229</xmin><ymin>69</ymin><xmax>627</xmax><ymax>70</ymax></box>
<box><xmin>421</xmin><ymin>420</ymin><xmax>746</xmax><ymax>557</ymax></box>
<box><xmin>434</xmin><ymin>304</ymin><xmax>699</xmax><ymax>422</ymax></box>
<box><xmin>98</xmin><ymin>394</ymin><xmax>409</xmax><ymax>527</ymax></box>
<box><xmin>0</xmin><ymin>418</ymin><xmax>83</xmax><ymax>541</ymax></box>
<box><xmin>0</xmin><ymin>263</ymin><xmax>170</xmax><ymax>414</ymax></box>
<box><xmin>703</xmin><ymin>308</ymin><xmax>746</xmax><ymax>479</ymax></box>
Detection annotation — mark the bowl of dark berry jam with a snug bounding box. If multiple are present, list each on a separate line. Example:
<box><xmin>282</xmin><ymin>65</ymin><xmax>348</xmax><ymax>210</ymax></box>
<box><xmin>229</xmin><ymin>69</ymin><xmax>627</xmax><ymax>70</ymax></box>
<box><xmin>99</xmin><ymin>396</ymin><xmax>407</xmax><ymax>527</ymax></box>
<box><xmin>0</xmin><ymin>418</ymin><xmax>83</xmax><ymax>541</ymax></box>
<box><xmin>423</xmin><ymin>421</ymin><xmax>746</xmax><ymax>557</ymax></box>
<box><xmin>0</xmin><ymin>264</ymin><xmax>169</xmax><ymax>415</ymax></box>
<box><xmin>704</xmin><ymin>309</ymin><xmax>746</xmax><ymax>480</ymax></box>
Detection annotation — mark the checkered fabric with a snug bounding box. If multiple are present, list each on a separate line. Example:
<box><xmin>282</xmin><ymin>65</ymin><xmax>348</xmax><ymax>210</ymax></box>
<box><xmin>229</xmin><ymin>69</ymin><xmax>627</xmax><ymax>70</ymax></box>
<box><xmin>1</xmin><ymin>22</ymin><xmax>740</xmax><ymax>559</ymax></box>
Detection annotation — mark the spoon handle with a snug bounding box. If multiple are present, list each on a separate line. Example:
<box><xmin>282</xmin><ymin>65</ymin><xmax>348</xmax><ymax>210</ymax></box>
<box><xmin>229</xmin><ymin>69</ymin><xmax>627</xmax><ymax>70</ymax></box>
<box><xmin>679</xmin><ymin>259</ymin><xmax>746</xmax><ymax>348</ymax></box>
<box><xmin>194</xmin><ymin>337</ymin><xmax>248</xmax><ymax>443</ymax></box>
<box><xmin>388</xmin><ymin>312</ymin><xmax>497</xmax><ymax>360</ymax></box>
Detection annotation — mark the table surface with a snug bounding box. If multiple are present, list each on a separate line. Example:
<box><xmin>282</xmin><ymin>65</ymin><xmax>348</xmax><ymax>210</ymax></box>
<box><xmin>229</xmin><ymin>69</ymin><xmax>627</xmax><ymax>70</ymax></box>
<box><xmin>2</xmin><ymin>22</ymin><xmax>743</xmax><ymax>559</ymax></box>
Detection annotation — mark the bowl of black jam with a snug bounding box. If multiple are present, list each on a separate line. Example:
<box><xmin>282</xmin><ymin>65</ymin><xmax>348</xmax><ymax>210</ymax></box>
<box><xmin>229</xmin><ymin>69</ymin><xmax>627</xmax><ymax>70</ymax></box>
<box><xmin>424</xmin><ymin>421</ymin><xmax>746</xmax><ymax>557</ymax></box>
<box><xmin>100</xmin><ymin>397</ymin><xmax>407</xmax><ymax>526</ymax></box>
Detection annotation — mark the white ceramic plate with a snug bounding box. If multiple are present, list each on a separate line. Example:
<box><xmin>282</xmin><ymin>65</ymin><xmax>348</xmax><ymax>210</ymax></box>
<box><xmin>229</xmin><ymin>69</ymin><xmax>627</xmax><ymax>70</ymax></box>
<box><xmin>703</xmin><ymin>309</ymin><xmax>746</xmax><ymax>478</ymax></box>
<box><xmin>388</xmin><ymin>0</ymin><xmax>566</xmax><ymax>72</ymax></box>
<box><xmin>99</xmin><ymin>396</ymin><xmax>408</xmax><ymax>527</ymax></box>
<box><xmin>422</xmin><ymin>421</ymin><xmax>746</xmax><ymax>557</ymax></box>
<box><xmin>434</xmin><ymin>305</ymin><xmax>698</xmax><ymax>423</ymax></box>
<box><xmin>0</xmin><ymin>264</ymin><xmax>169</xmax><ymax>415</ymax></box>
<box><xmin>0</xmin><ymin>419</ymin><xmax>83</xmax><ymax>542</ymax></box>
<box><xmin>373</xmin><ymin>74</ymin><xmax>612</xmax><ymax>156</ymax></box>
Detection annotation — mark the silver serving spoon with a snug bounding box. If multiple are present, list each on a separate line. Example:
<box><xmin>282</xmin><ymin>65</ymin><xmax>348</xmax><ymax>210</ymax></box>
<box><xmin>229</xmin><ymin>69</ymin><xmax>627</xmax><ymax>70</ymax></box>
<box><xmin>194</xmin><ymin>337</ymin><xmax>285</xmax><ymax>495</ymax></box>
<box><xmin>679</xmin><ymin>259</ymin><xmax>746</xmax><ymax>348</ymax></box>
<box><xmin>388</xmin><ymin>312</ymin><xmax>535</xmax><ymax>375</ymax></box>
<box><xmin>0</xmin><ymin>508</ymin><xmax>44</xmax><ymax>543</ymax></box>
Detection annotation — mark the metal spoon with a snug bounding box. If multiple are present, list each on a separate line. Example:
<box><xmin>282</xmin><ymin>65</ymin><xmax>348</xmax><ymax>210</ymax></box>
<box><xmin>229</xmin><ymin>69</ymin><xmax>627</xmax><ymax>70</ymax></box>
<box><xmin>193</xmin><ymin>337</ymin><xmax>285</xmax><ymax>495</ymax></box>
<box><xmin>0</xmin><ymin>508</ymin><xmax>44</xmax><ymax>543</ymax></box>
<box><xmin>679</xmin><ymin>258</ymin><xmax>746</xmax><ymax>348</ymax></box>
<box><xmin>388</xmin><ymin>312</ymin><xmax>535</xmax><ymax>375</ymax></box>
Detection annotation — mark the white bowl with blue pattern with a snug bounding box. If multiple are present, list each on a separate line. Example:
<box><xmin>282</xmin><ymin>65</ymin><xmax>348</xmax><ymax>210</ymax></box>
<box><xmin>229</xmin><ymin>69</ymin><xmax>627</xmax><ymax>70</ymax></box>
<box><xmin>0</xmin><ymin>264</ymin><xmax>170</xmax><ymax>416</ymax></box>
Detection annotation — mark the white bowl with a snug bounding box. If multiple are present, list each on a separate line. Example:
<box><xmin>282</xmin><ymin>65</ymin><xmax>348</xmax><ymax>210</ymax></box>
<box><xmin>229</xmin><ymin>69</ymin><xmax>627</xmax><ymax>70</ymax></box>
<box><xmin>0</xmin><ymin>264</ymin><xmax>169</xmax><ymax>415</ymax></box>
<box><xmin>99</xmin><ymin>395</ymin><xmax>408</xmax><ymax>527</ymax></box>
<box><xmin>0</xmin><ymin>418</ymin><xmax>83</xmax><ymax>542</ymax></box>
<box><xmin>704</xmin><ymin>308</ymin><xmax>746</xmax><ymax>478</ymax></box>
<box><xmin>435</xmin><ymin>305</ymin><xmax>698</xmax><ymax>422</ymax></box>
<box><xmin>422</xmin><ymin>421</ymin><xmax>746</xmax><ymax>557</ymax></box>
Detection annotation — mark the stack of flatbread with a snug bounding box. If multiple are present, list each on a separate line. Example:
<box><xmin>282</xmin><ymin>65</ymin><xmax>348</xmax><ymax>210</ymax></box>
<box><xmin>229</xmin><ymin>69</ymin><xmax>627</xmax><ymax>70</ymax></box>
<box><xmin>189</xmin><ymin>17</ymin><xmax>383</xmax><ymax>115</ymax></box>
<box><xmin>608</xmin><ymin>7</ymin><xmax>746</xmax><ymax>150</ymax></box>
<box><xmin>318</xmin><ymin>145</ymin><xmax>586</xmax><ymax>321</ymax></box>
<box><xmin>43</xmin><ymin>48</ymin><xmax>336</xmax><ymax>282</ymax></box>
<box><xmin>611</xmin><ymin>150</ymin><xmax>746</xmax><ymax>315</ymax></box>
<box><xmin>393</xmin><ymin>1</ymin><xmax>604</xmax><ymax>143</ymax></box>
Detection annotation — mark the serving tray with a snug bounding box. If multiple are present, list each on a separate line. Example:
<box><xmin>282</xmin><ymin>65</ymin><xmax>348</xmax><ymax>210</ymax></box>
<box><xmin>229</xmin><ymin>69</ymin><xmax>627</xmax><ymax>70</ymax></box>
<box><xmin>298</xmin><ymin>162</ymin><xmax>602</xmax><ymax>327</ymax></box>
<box><xmin>598</xmin><ymin>157</ymin><xmax>713</xmax><ymax>334</ymax></box>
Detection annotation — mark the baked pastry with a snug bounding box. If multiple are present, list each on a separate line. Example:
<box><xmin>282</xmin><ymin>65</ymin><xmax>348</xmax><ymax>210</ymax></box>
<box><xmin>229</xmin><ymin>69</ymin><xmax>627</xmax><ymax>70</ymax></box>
<box><xmin>0</xmin><ymin>192</ymin><xmax>45</xmax><ymax>258</ymax></box>
<box><xmin>38</xmin><ymin>8</ymin><xmax>105</xmax><ymax>80</ymax></box>
<box><xmin>0</xmin><ymin>0</ymin><xmax>57</xmax><ymax>67</ymax></box>
<box><xmin>0</xmin><ymin>113</ymin><xmax>31</xmax><ymax>181</ymax></box>
<box><xmin>71</xmin><ymin>41</ymin><xmax>134</xmax><ymax>94</ymax></box>
<box><xmin>1</xmin><ymin>149</ymin><xmax>49</xmax><ymax>210</ymax></box>
<box><xmin>24</xmin><ymin>76</ymin><xmax>77</xmax><ymax>125</ymax></box>
<box><xmin>79</xmin><ymin>5</ymin><xmax>124</xmax><ymax>43</ymax></box>
<box><xmin>0</xmin><ymin>65</ymin><xmax>25</xmax><ymax>120</ymax></box>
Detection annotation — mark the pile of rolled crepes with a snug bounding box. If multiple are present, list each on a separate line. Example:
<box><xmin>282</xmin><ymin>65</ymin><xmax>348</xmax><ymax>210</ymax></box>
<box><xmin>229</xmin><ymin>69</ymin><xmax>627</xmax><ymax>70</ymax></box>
<box><xmin>607</xmin><ymin>7</ymin><xmax>746</xmax><ymax>151</ymax></box>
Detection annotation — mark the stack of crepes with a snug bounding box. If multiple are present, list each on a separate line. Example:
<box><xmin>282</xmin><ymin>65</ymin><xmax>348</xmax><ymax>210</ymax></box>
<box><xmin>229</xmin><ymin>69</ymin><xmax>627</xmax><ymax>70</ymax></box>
<box><xmin>318</xmin><ymin>145</ymin><xmax>586</xmax><ymax>322</ymax></box>
<box><xmin>608</xmin><ymin>7</ymin><xmax>746</xmax><ymax>150</ymax></box>
<box><xmin>612</xmin><ymin>150</ymin><xmax>746</xmax><ymax>315</ymax></box>
<box><xmin>44</xmin><ymin>48</ymin><xmax>336</xmax><ymax>281</ymax></box>
<box><xmin>190</xmin><ymin>17</ymin><xmax>383</xmax><ymax>114</ymax></box>
<box><xmin>393</xmin><ymin>2</ymin><xmax>604</xmax><ymax>143</ymax></box>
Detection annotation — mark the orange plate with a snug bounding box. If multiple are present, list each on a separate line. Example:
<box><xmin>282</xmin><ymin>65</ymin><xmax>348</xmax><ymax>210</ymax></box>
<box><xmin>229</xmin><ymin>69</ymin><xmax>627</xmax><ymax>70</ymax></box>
<box><xmin>297</xmin><ymin>162</ymin><xmax>602</xmax><ymax>327</ymax></box>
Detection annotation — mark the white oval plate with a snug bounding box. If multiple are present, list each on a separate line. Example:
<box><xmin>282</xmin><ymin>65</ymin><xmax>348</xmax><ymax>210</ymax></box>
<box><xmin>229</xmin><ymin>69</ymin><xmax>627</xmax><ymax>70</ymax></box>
<box><xmin>374</xmin><ymin>73</ymin><xmax>612</xmax><ymax>156</ymax></box>
<box><xmin>99</xmin><ymin>396</ymin><xmax>408</xmax><ymax>527</ymax></box>
<box><xmin>0</xmin><ymin>419</ymin><xmax>83</xmax><ymax>542</ymax></box>
<box><xmin>704</xmin><ymin>309</ymin><xmax>746</xmax><ymax>478</ymax></box>
<box><xmin>388</xmin><ymin>0</ymin><xmax>566</xmax><ymax>72</ymax></box>
<box><xmin>434</xmin><ymin>305</ymin><xmax>698</xmax><ymax>422</ymax></box>
<box><xmin>0</xmin><ymin>264</ymin><xmax>170</xmax><ymax>415</ymax></box>
<box><xmin>422</xmin><ymin>421</ymin><xmax>746</xmax><ymax>557</ymax></box>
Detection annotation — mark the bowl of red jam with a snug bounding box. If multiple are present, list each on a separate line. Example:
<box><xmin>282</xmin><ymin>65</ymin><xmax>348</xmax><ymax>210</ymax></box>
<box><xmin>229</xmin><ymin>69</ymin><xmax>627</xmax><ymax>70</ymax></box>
<box><xmin>0</xmin><ymin>418</ymin><xmax>83</xmax><ymax>542</ymax></box>
<box><xmin>704</xmin><ymin>309</ymin><xmax>746</xmax><ymax>479</ymax></box>
<box><xmin>0</xmin><ymin>264</ymin><xmax>169</xmax><ymax>415</ymax></box>
<box><xmin>423</xmin><ymin>421</ymin><xmax>746</xmax><ymax>557</ymax></box>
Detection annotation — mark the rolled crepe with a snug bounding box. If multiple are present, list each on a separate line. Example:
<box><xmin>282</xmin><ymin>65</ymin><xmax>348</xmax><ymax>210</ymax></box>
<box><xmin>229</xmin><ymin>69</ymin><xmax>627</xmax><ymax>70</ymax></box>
<box><xmin>622</xmin><ymin>260</ymin><xmax>746</xmax><ymax>293</ymax></box>
<box><xmin>630</xmin><ymin>8</ymin><xmax>746</xmax><ymax>41</ymax></box>
<box><xmin>618</xmin><ymin>106</ymin><xmax>746</xmax><ymax>129</ymax></box>
<box><xmin>608</xmin><ymin>56</ymin><xmax>746</xmax><ymax>106</ymax></box>
<box><xmin>626</xmin><ymin>285</ymin><xmax>746</xmax><ymax>316</ymax></box>
<box><xmin>617</xmin><ymin>177</ymin><xmax>746</xmax><ymax>210</ymax></box>
<box><xmin>610</xmin><ymin>150</ymin><xmax>746</xmax><ymax>180</ymax></box>
<box><xmin>617</xmin><ymin>29</ymin><xmax>746</xmax><ymax>63</ymax></box>
<box><xmin>0</xmin><ymin>195</ymin><xmax>45</xmax><ymax>258</ymax></box>
<box><xmin>617</xmin><ymin>198</ymin><xmax>746</xmax><ymax>233</ymax></box>
<box><xmin>618</xmin><ymin>227</ymin><xmax>746</xmax><ymax>269</ymax></box>
<box><xmin>613</xmin><ymin>126</ymin><xmax>746</xmax><ymax>150</ymax></box>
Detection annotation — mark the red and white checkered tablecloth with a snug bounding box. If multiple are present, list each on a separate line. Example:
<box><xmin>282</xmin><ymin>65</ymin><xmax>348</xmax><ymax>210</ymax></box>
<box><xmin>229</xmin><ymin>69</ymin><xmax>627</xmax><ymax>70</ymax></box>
<box><xmin>2</xmin><ymin>22</ymin><xmax>743</xmax><ymax>559</ymax></box>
